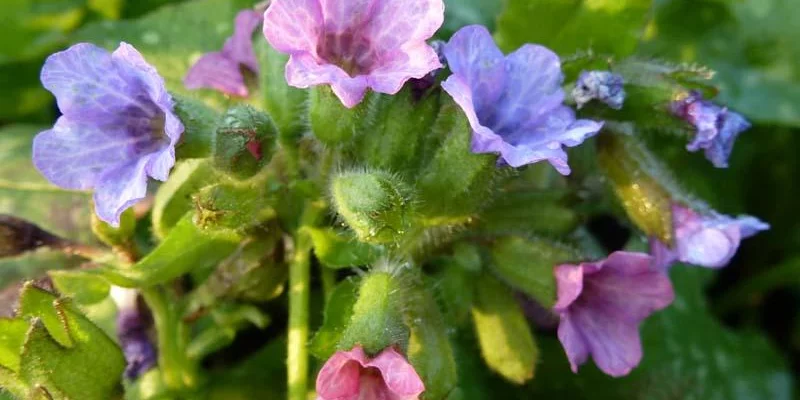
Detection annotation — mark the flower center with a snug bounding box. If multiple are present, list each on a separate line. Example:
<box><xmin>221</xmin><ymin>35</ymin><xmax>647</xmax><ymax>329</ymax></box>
<box><xmin>317</xmin><ymin>31</ymin><xmax>376</xmax><ymax>77</ymax></box>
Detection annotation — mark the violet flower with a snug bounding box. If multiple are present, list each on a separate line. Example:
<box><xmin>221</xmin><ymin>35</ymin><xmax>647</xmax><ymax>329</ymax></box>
<box><xmin>262</xmin><ymin>0</ymin><xmax>445</xmax><ymax>108</ymax></box>
<box><xmin>441</xmin><ymin>25</ymin><xmax>602</xmax><ymax>174</ymax></box>
<box><xmin>33</xmin><ymin>43</ymin><xmax>183</xmax><ymax>226</ymax></box>
<box><xmin>572</xmin><ymin>70</ymin><xmax>625</xmax><ymax>110</ymax></box>
<box><xmin>672</xmin><ymin>91</ymin><xmax>751</xmax><ymax>168</ymax></box>
<box><xmin>184</xmin><ymin>9</ymin><xmax>262</xmax><ymax>97</ymax></box>
<box><xmin>316</xmin><ymin>346</ymin><xmax>425</xmax><ymax>400</ymax></box>
<box><xmin>110</xmin><ymin>287</ymin><xmax>157</xmax><ymax>380</ymax></box>
<box><xmin>554</xmin><ymin>251</ymin><xmax>674</xmax><ymax>377</ymax></box>
<box><xmin>650</xmin><ymin>204</ymin><xmax>769</xmax><ymax>269</ymax></box>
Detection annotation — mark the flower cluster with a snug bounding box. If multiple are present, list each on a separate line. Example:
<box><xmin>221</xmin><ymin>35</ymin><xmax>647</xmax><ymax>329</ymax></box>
<box><xmin>27</xmin><ymin>0</ymin><xmax>772</xmax><ymax>393</ymax></box>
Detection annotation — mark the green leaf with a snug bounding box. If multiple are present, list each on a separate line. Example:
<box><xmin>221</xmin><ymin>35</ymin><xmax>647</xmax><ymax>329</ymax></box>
<box><xmin>440</xmin><ymin>0</ymin><xmax>504</xmax><ymax>38</ymax></box>
<box><xmin>401</xmin><ymin>271</ymin><xmax>458</xmax><ymax>400</ymax></box>
<box><xmin>17</xmin><ymin>285</ymin><xmax>125</xmax><ymax>400</ymax></box>
<box><xmin>152</xmin><ymin>159</ymin><xmax>221</xmax><ymax>239</ymax></box>
<box><xmin>100</xmin><ymin>214</ymin><xmax>240</xmax><ymax>287</ymax></box>
<box><xmin>305</xmin><ymin>227</ymin><xmax>386</xmax><ymax>269</ymax></box>
<box><xmin>0</xmin><ymin>319</ymin><xmax>28</xmax><ymax>372</ymax></box>
<box><xmin>0</xmin><ymin>60</ymin><xmax>54</xmax><ymax>122</ymax></box>
<box><xmin>471</xmin><ymin>274</ymin><xmax>538</xmax><ymax>385</ymax></box>
<box><xmin>641</xmin><ymin>0</ymin><xmax>800</xmax><ymax>127</ymax></box>
<box><xmin>339</xmin><ymin>273</ymin><xmax>409</xmax><ymax>355</ymax></box>
<box><xmin>0</xmin><ymin>125</ymin><xmax>94</xmax><ymax>243</ymax></box>
<box><xmin>430</xmin><ymin>260</ymin><xmax>475</xmax><ymax>327</ymax></box>
<box><xmin>48</xmin><ymin>270</ymin><xmax>111</xmax><ymax>306</ymax></box>
<box><xmin>254</xmin><ymin>37</ymin><xmax>308</xmax><ymax>139</ymax></box>
<box><xmin>494</xmin><ymin>0</ymin><xmax>653</xmax><ymax>56</ymax></box>
<box><xmin>528</xmin><ymin>267</ymin><xmax>793</xmax><ymax>399</ymax></box>
<box><xmin>72</xmin><ymin>0</ymin><xmax>255</xmax><ymax>109</ymax></box>
<box><xmin>479</xmin><ymin>191</ymin><xmax>579</xmax><ymax>236</ymax></box>
<box><xmin>310</xmin><ymin>279</ymin><xmax>359</xmax><ymax>360</ymax></box>
<box><xmin>0</xmin><ymin>0</ymin><xmax>85</xmax><ymax>64</ymax></box>
<box><xmin>0</xmin><ymin>249</ymin><xmax>83</xmax><ymax>288</ymax></box>
<box><xmin>417</xmin><ymin>100</ymin><xmax>495</xmax><ymax>222</ymax></box>
<box><xmin>489</xmin><ymin>236</ymin><xmax>580</xmax><ymax>308</ymax></box>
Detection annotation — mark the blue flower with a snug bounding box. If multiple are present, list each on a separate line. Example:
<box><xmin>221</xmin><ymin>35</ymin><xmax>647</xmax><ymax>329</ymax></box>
<box><xmin>33</xmin><ymin>43</ymin><xmax>183</xmax><ymax>226</ymax></box>
<box><xmin>441</xmin><ymin>25</ymin><xmax>602</xmax><ymax>174</ymax></box>
<box><xmin>572</xmin><ymin>70</ymin><xmax>625</xmax><ymax>110</ymax></box>
<box><xmin>672</xmin><ymin>91</ymin><xmax>751</xmax><ymax>168</ymax></box>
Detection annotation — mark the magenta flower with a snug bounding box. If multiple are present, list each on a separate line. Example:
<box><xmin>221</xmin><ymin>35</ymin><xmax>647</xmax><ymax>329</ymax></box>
<box><xmin>262</xmin><ymin>0</ymin><xmax>445</xmax><ymax>108</ymax></box>
<box><xmin>184</xmin><ymin>9</ymin><xmax>262</xmax><ymax>97</ymax></box>
<box><xmin>650</xmin><ymin>204</ymin><xmax>769</xmax><ymax>269</ymax></box>
<box><xmin>441</xmin><ymin>25</ymin><xmax>602</xmax><ymax>174</ymax></box>
<box><xmin>672</xmin><ymin>91</ymin><xmax>751</xmax><ymax>168</ymax></box>
<box><xmin>33</xmin><ymin>43</ymin><xmax>182</xmax><ymax>226</ymax></box>
<box><xmin>554</xmin><ymin>251</ymin><xmax>674</xmax><ymax>377</ymax></box>
<box><xmin>316</xmin><ymin>346</ymin><xmax>425</xmax><ymax>400</ymax></box>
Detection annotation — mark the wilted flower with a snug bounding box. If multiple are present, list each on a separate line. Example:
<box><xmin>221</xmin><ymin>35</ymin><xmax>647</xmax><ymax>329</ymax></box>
<box><xmin>184</xmin><ymin>9</ymin><xmax>262</xmax><ymax>97</ymax></box>
<box><xmin>572</xmin><ymin>70</ymin><xmax>625</xmax><ymax>110</ymax></box>
<box><xmin>441</xmin><ymin>25</ymin><xmax>602</xmax><ymax>174</ymax></box>
<box><xmin>316</xmin><ymin>346</ymin><xmax>425</xmax><ymax>400</ymax></box>
<box><xmin>33</xmin><ymin>43</ymin><xmax>183</xmax><ymax>226</ymax></box>
<box><xmin>672</xmin><ymin>91</ymin><xmax>751</xmax><ymax>168</ymax></box>
<box><xmin>110</xmin><ymin>287</ymin><xmax>157</xmax><ymax>380</ymax></box>
<box><xmin>262</xmin><ymin>0</ymin><xmax>445</xmax><ymax>108</ymax></box>
<box><xmin>650</xmin><ymin>204</ymin><xmax>769</xmax><ymax>269</ymax></box>
<box><xmin>554</xmin><ymin>251</ymin><xmax>674</xmax><ymax>377</ymax></box>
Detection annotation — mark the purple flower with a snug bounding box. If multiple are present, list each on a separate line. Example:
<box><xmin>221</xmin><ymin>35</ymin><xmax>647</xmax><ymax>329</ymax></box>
<box><xmin>554</xmin><ymin>251</ymin><xmax>674</xmax><ymax>377</ymax></box>
<box><xmin>572</xmin><ymin>70</ymin><xmax>625</xmax><ymax>110</ymax></box>
<box><xmin>184</xmin><ymin>10</ymin><xmax>262</xmax><ymax>97</ymax></box>
<box><xmin>441</xmin><ymin>25</ymin><xmax>602</xmax><ymax>174</ymax></box>
<box><xmin>262</xmin><ymin>0</ymin><xmax>445</xmax><ymax>108</ymax></box>
<box><xmin>33</xmin><ymin>43</ymin><xmax>183</xmax><ymax>226</ymax></box>
<box><xmin>650</xmin><ymin>204</ymin><xmax>769</xmax><ymax>269</ymax></box>
<box><xmin>672</xmin><ymin>91</ymin><xmax>751</xmax><ymax>168</ymax></box>
<box><xmin>110</xmin><ymin>287</ymin><xmax>157</xmax><ymax>380</ymax></box>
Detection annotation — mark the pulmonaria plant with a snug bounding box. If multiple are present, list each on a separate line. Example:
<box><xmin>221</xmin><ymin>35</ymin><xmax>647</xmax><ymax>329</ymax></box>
<box><xmin>554</xmin><ymin>251</ymin><xmax>675</xmax><ymax>377</ymax></box>
<box><xmin>33</xmin><ymin>42</ymin><xmax>182</xmax><ymax>226</ymax></box>
<box><xmin>672</xmin><ymin>91</ymin><xmax>751</xmax><ymax>168</ymax></box>
<box><xmin>441</xmin><ymin>25</ymin><xmax>602</xmax><ymax>174</ymax></box>
<box><xmin>9</xmin><ymin>1</ymin><xmax>782</xmax><ymax>399</ymax></box>
<box><xmin>184</xmin><ymin>9</ymin><xmax>262</xmax><ymax>97</ymax></box>
<box><xmin>316</xmin><ymin>346</ymin><xmax>425</xmax><ymax>400</ymax></box>
<box><xmin>262</xmin><ymin>0</ymin><xmax>445</xmax><ymax>107</ymax></box>
<box><xmin>650</xmin><ymin>204</ymin><xmax>769</xmax><ymax>269</ymax></box>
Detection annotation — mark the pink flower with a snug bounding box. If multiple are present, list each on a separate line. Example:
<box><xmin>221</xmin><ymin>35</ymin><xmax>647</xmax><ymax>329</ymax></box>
<box><xmin>316</xmin><ymin>346</ymin><xmax>425</xmax><ymax>400</ymax></box>
<box><xmin>184</xmin><ymin>10</ymin><xmax>262</xmax><ymax>97</ymax></box>
<box><xmin>263</xmin><ymin>0</ymin><xmax>445</xmax><ymax>108</ymax></box>
<box><xmin>554</xmin><ymin>251</ymin><xmax>674</xmax><ymax>377</ymax></box>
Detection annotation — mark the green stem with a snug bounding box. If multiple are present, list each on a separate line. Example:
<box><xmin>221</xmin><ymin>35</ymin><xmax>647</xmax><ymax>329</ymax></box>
<box><xmin>287</xmin><ymin>200</ymin><xmax>326</xmax><ymax>400</ymax></box>
<box><xmin>320</xmin><ymin>266</ymin><xmax>336</xmax><ymax>301</ymax></box>
<box><xmin>141</xmin><ymin>288</ymin><xmax>198</xmax><ymax>392</ymax></box>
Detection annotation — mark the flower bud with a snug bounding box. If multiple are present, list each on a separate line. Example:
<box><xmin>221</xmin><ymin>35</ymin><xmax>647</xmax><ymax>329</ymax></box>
<box><xmin>213</xmin><ymin>105</ymin><xmax>277</xmax><ymax>179</ymax></box>
<box><xmin>330</xmin><ymin>170</ymin><xmax>415</xmax><ymax>244</ymax></box>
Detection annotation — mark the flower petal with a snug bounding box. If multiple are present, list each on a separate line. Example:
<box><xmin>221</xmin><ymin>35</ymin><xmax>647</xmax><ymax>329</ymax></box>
<box><xmin>556</xmin><ymin>313</ymin><xmax>589</xmax><ymax>373</ymax></box>
<box><xmin>553</xmin><ymin>264</ymin><xmax>584</xmax><ymax>313</ymax></box>
<box><xmin>316</xmin><ymin>347</ymin><xmax>365</xmax><ymax>400</ymax></box>
<box><xmin>184</xmin><ymin>52</ymin><xmax>249</xmax><ymax>97</ymax></box>
<box><xmin>320</xmin><ymin>0</ymin><xmax>376</xmax><ymax>34</ymax></box>
<box><xmin>32</xmin><ymin>117</ymin><xmax>164</xmax><ymax>191</ymax></box>
<box><xmin>366</xmin><ymin>44</ymin><xmax>442</xmax><ymax>95</ymax></box>
<box><xmin>569</xmin><ymin>305</ymin><xmax>643</xmax><ymax>377</ymax></box>
<box><xmin>93</xmin><ymin>157</ymin><xmax>151</xmax><ymax>226</ymax></box>
<box><xmin>41</xmin><ymin>43</ymin><xmax>158</xmax><ymax>123</ymax></box>
<box><xmin>366</xmin><ymin>347</ymin><xmax>425</xmax><ymax>398</ymax></box>
<box><xmin>364</xmin><ymin>0</ymin><xmax>444</xmax><ymax>54</ymax></box>
<box><xmin>442</xmin><ymin>25</ymin><xmax>505</xmax><ymax>115</ymax></box>
<box><xmin>263</xmin><ymin>0</ymin><xmax>323</xmax><ymax>55</ymax></box>
<box><xmin>224</xmin><ymin>10</ymin><xmax>262</xmax><ymax>72</ymax></box>
<box><xmin>286</xmin><ymin>53</ymin><xmax>369</xmax><ymax>108</ymax></box>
